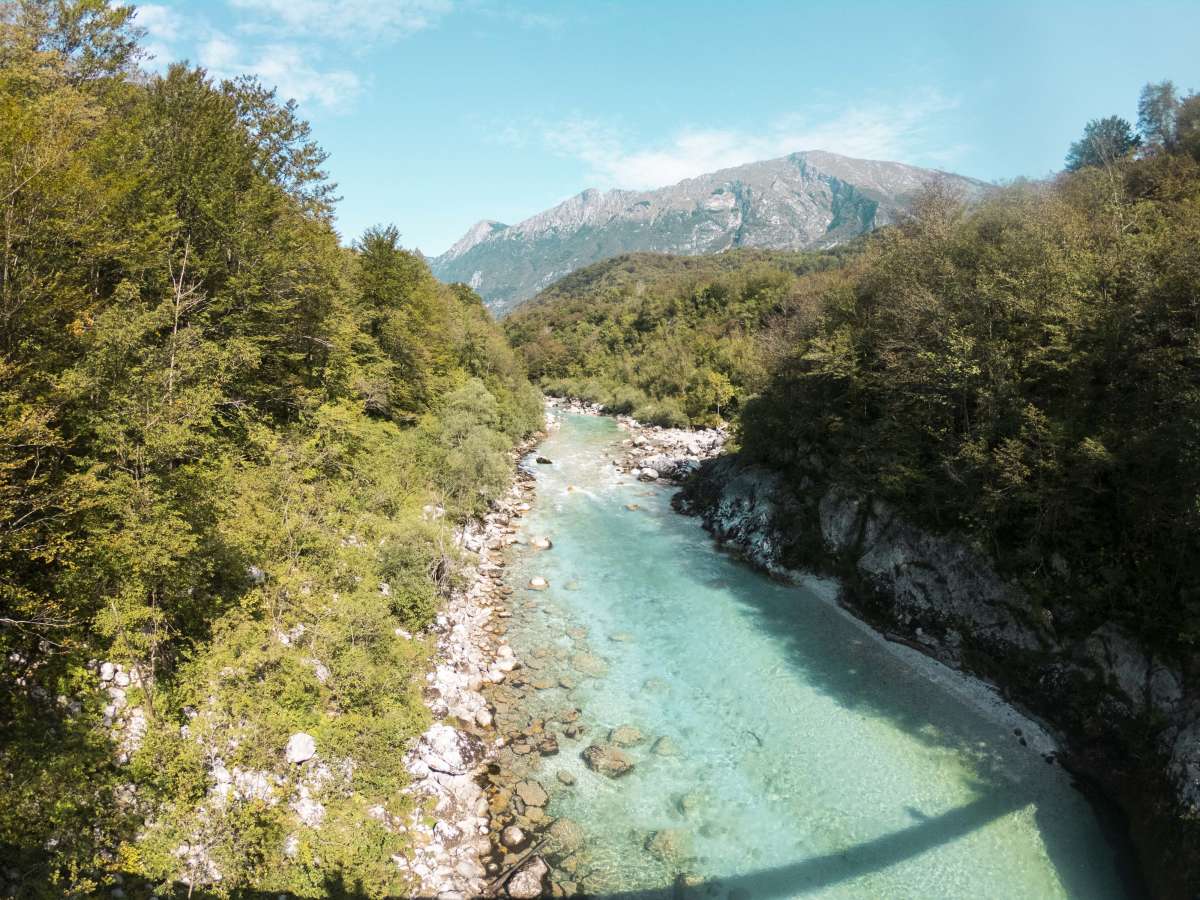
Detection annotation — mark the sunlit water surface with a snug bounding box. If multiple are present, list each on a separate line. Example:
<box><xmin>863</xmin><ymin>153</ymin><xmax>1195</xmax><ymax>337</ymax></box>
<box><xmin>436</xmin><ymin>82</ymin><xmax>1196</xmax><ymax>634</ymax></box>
<box><xmin>500</xmin><ymin>412</ymin><xmax>1135</xmax><ymax>899</ymax></box>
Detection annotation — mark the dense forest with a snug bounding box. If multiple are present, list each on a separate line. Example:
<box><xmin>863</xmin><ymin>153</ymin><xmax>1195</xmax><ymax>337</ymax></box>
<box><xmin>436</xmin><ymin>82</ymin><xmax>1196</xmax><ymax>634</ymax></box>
<box><xmin>505</xmin><ymin>247</ymin><xmax>854</xmax><ymax>427</ymax></box>
<box><xmin>512</xmin><ymin>81</ymin><xmax>1200</xmax><ymax>658</ymax></box>
<box><xmin>0</xmin><ymin>2</ymin><xmax>540</xmax><ymax>895</ymax></box>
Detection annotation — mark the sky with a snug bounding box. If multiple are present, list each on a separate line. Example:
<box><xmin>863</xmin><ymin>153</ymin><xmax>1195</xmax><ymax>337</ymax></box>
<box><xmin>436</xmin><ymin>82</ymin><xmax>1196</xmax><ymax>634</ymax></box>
<box><xmin>137</xmin><ymin>1</ymin><xmax>1200</xmax><ymax>256</ymax></box>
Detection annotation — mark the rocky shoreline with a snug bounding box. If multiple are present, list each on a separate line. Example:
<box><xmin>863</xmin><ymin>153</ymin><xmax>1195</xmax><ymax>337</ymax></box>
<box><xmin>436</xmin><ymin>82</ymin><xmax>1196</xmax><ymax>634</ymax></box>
<box><xmin>399</xmin><ymin>399</ymin><xmax>732</xmax><ymax>899</ymax></box>
<box><xmin>399</xmin><ymin>431</ymin><xmax>541</xmax><ymax>898</ymax></box>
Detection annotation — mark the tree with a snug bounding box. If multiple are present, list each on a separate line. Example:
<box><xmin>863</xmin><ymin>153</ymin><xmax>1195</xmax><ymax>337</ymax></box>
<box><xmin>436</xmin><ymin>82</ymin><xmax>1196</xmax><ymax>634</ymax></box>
<box><xmin>1064</xmin><ymin>116</ymin><xmax>1141</xmax><ymax>171</ymax></box>
<box><xmin>4</xmin><ymin>0</ymin><xmax>142</xmax><ymax>85</ymax></box>
<box><xmin>1137</xmin><ymin>80</ymin><xmax>1179</xmax><ymax>149</ymax></box>
<box><xmin>1175</xmin><ymin>93</ymin><xmax>1200</xmax><ymax>161</ymax></box>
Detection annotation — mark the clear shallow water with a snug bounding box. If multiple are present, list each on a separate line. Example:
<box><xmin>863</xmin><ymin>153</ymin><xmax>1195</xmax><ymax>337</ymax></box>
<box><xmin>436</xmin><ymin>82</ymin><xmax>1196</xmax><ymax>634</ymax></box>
<box><xmin>501</xmin><ymin>412</ymin><xmax>1135</xmax><ymax>899</ymax></box>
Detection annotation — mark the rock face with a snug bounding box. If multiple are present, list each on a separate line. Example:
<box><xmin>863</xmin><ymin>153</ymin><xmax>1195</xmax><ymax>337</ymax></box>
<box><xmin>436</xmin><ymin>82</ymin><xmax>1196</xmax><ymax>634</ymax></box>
<box><xmin>431</xmin><ymin>150</ymin><xmax>989</xmax><ymax>315</ymax></box>
<box><xmin>676</xmin><ymin>453</ymin><xmax>1198</xmax><ymax>898</ymax></box>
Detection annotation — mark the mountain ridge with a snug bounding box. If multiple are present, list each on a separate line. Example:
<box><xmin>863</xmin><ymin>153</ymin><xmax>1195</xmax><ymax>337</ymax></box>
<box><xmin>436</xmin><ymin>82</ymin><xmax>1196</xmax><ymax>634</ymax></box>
<box><xmin>432</xmin><ymin>149</ymin><xmax>989</xmax><ymax>314</ymax></box>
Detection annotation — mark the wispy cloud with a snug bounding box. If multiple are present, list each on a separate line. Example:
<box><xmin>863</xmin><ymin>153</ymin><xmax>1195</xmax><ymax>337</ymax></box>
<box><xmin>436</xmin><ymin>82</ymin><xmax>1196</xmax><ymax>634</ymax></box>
<box><xmin>198</xmin><ymin>34</ymin><xmax>363</xmax><ymax>107</ymax></box>
<box><xmin>137</xmin><ymin>0</ymin><xmax>454</xmax><ymax>110</ymax></box>
<box><xmin>227</xmin><ymin>0</ymin><xmax>454</xmax><ymax>43</ymax></box>
<box><xmin>134</xmin><ymin>3</ymin><xmax>186</xmax><ymax>65</ymax></box>
<box><xmin>534</xmin><ymin>92</ymin><xmax>965</xmax><ymax>188</ymax></box>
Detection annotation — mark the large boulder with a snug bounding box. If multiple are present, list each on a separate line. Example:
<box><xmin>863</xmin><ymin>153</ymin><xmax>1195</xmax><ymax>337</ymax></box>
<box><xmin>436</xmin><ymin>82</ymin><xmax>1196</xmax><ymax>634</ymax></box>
<box><xmin>414</xmin><ymin>724</ymin><xmax>485</xmax><ymax>776</ymax></box>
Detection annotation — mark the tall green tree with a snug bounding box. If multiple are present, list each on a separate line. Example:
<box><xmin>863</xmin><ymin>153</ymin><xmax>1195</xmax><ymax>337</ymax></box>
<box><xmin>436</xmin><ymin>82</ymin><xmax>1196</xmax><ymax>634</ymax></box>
<box><xmin>1064</xmin><ymin>115</ymin><xmax>1141</xmax><ymax>170</ymax></box>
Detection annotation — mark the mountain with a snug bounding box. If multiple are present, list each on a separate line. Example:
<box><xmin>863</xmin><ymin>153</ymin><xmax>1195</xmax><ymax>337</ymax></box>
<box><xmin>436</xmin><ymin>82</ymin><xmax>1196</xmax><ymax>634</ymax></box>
<box><xmin>431</xmin><ymin>150</ymin><xmax>988</xmax><ymax>315</ymax></box>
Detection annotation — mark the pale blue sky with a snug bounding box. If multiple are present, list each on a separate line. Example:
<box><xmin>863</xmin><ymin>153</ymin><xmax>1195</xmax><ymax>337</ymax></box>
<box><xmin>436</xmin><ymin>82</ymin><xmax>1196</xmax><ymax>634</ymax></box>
<box><xmin>138</xmin><ymin>1</ymin><xmax>1200</xmax><ymax>255</ymax></box>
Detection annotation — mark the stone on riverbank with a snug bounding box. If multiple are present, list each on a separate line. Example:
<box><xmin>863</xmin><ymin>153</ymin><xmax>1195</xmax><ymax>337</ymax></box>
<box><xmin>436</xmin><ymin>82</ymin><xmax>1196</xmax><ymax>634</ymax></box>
<box><xmin>514</xmin><ymin>780</ymin><xmax>548</xmax><ymax>808</ymax></box>
<box><xmin>501</xmin><ymin>825</ymin><xmax>528</xmax><ymax>850</ymax></box>
<box><xmin>285</xmin><ymin>733</ymin><xmax>316</xmax><ymax>764</ymax></box>
<box><xmin>506</xmin><ymin>855</ymin><xmax>549</xmax><ymax>899</ymax></box>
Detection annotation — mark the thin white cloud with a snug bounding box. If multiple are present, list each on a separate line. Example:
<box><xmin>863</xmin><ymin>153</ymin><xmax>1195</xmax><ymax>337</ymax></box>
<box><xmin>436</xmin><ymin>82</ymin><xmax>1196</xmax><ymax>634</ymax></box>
<box><xmin>228</xmin><ymin>0</ymin><xmax>454</xmax><ymax>42</ymax></box>
<box><xmin>135</xmin><ymin>4</ymin><xmax>184</xmax><ymax>42</ymax></box>
<box><xmin>539</xmin><ymin>92</ymin><xmax>965</xmax><ymax>189</ymax></box>
<box><xmin>198</xmin><ymin>33</ymin><xmax>362</xmax><ymax>108</ymax></box>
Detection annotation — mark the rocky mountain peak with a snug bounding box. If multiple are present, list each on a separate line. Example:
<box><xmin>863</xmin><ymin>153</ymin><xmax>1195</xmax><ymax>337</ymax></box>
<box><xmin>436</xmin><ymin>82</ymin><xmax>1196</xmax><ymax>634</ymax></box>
<box><xmin>432</xmin><ymin>150</ymin><xmax>988</xmax><ymax>315</ymax></box>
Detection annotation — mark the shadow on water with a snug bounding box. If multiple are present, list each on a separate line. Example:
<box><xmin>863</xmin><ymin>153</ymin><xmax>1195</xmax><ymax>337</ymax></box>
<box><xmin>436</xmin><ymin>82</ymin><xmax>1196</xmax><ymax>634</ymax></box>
<box><xmin>1</xmin><ymin>780</ymin><xmax>1147</xmax><ymax>898</ymax></box>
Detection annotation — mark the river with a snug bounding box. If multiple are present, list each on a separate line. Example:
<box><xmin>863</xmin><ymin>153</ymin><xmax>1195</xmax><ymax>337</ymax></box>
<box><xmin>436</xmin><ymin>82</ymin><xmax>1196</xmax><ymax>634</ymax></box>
<box><xmin>489</xmin><ymin>411</ymin><xmax>1137</xmax><ymax>898</ymax></box>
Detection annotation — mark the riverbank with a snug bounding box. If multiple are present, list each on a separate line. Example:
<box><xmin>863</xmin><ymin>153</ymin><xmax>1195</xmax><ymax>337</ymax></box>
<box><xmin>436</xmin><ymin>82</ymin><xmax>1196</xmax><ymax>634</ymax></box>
<box><xmin>399</xmin><ymin>429</ymin><xmax>543</xmax><ymax>898</ymax></box>
<box><xmin>676</xmin><ymin>455</ymin><xmax>1183</xmax><ymax>898</ymax></box>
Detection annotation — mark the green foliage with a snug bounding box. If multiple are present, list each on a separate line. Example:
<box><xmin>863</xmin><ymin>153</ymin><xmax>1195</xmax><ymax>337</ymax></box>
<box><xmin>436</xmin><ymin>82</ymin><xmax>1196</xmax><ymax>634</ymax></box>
<box><xmin>506</xmin><ymin>248</ymin><xmax>851</xmax><ymax>425</ymax></box>
<box><xmin>1065</xmin><ymin>115</ymin><xmax>1141</xmax><ymax>171</ymax></box>
<box><xmin>743</xmin><ymin>110</ymin><xmax>1200</xmax><ymax>654</ymax></box>
<box><xmin>0</xmin><ymin>4</ymin><xmax>540</xmax><ymax>895</ymax></box>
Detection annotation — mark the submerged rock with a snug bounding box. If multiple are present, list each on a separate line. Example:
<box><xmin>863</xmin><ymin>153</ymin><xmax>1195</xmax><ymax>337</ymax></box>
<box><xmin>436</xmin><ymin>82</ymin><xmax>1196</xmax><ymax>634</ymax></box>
<box><xmin>546</xmin><ymin>817</ymin><xmax>585</xmax><ymax>856</ymax></box>
<box><xmin>644</xmin><ymin>828</ymin><xmax>693</xmax><ymax>867</ymax></box>
<box><xmin>528</xmin><ymin>576</ymin><xmax>549</xmax><ymax>590</ymax></box>
<box><xmin>609</xmin><ymin>725</ymin><xmax>645</xmax><ymax>747</ymax></box>
<box><xmin>570</xmin><ymin>652</ymin><xmax>608</xmax><ymax>677</ymax></box>
<box><xmin>651</xmin><ymin>736</ymin><xmax>681</xmax><ymax>757</ymax></box>
<box><xmin>581</xmin><ymin>742</ymin><xmax>634</xmax><ymax>777</ymax></box>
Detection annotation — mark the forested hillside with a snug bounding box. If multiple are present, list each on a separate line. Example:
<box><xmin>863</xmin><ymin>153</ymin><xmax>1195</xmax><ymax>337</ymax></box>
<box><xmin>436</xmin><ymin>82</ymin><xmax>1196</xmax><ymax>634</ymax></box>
<box><xmin>505</xmin><ymin>247</ymin><xmax>855</xmax><ymax>426</ymax></box>
<box><xmin>516</xmin><ymin>80</ymin><xmax>1200</xmax><ymax>662</ymax></box>
<box><xmin>0</xmin><ymin>3</ymin><xmax>540</xmax><ymax>895</ymax></box>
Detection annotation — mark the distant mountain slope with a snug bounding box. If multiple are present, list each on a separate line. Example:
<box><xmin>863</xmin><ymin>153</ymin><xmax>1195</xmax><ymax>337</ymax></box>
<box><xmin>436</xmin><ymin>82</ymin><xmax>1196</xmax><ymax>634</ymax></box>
<box><xmin>431</xmin><ymin>150</ymin><xmax>988</xmax><ymax>315</ymax></box>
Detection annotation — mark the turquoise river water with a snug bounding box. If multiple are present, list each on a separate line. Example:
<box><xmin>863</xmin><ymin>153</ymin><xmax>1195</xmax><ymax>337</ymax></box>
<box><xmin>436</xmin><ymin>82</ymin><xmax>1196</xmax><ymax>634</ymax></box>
<box><xmin>498</xmin><ymin>411</ymin><xmax>1138</xmax><ymax>898</ymax></box>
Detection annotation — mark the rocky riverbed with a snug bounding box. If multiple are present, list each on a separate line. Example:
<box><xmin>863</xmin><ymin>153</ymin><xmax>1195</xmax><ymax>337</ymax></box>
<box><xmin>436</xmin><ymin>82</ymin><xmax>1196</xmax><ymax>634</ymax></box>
<box><xmin>399</xmin><ymin>431</ymin><xmax>546</xmax><ymax>898</ymax></box>
<box><xmin>545</xmin><ymin>396</ymin><xmax>726</xmax><ymax>484</ymax></box>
